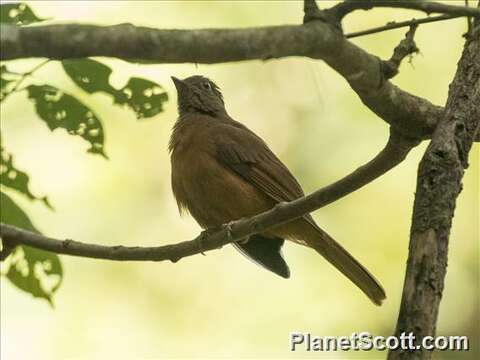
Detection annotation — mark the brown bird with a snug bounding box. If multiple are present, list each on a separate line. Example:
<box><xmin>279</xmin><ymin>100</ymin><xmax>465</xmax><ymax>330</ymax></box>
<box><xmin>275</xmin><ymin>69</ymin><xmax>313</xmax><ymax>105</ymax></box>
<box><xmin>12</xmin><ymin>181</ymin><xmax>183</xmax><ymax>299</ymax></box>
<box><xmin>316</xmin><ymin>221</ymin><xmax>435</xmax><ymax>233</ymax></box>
<box><xmin>169</xmin><ymin>75</ymin><xmax>386</xmax><ymax>305</ymax></box>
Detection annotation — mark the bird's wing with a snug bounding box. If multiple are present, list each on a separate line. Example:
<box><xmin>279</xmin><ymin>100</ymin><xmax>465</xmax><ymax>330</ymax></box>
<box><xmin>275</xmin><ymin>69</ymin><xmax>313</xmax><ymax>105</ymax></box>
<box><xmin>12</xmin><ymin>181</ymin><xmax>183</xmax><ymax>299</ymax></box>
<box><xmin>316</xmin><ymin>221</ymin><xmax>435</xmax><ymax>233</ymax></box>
<box><xmin>214</xmin><ymin>121</ymin><xmax>305</xmax><ymax>204</ymax></box>
<box><xmin>213</xmin><ymin>120</ymin><xmax>307</xmax><ymax>278</ymax></box>
<box><xmin>214</xmin><ymin>121</ymin><xmax>386</xmax><ymax>305</ymax></box>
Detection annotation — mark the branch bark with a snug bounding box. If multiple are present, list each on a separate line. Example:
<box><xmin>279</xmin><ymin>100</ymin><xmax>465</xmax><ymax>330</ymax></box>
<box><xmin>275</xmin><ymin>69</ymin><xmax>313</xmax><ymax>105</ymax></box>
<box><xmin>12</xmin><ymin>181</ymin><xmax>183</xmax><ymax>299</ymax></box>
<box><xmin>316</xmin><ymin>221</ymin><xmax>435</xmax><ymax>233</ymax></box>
<box><xmin>345</xmin><ymin>15</ymin><xmax>462</xmax><ymax>39</ymax></box>
<box><xmin>383</xmin><ymin>24</ymin><xmax>419</xmax><ymax>79</ymax></box>
<box><xmin>2</xmin><ymin>0</ymin><xmax>479</xmax><ymax>143</ymax></box>
<box><xmin>388</xmin><ymin>20</ymin><xmax>480</xmax><ymax>360</ymax></box>
<box><xmin>0</xmin><ymin>21</ymin><xmax>461</xmax><ymax>142</ymax></box>
<box><xmin>329</xmin><ymin>0</ymin><xmax>480</xmax><ymax>20</ymax></box>
<box><xmin>1</xmin><ymin>129</ymin><xmax>419</xmax><ymax>262</ymax></box>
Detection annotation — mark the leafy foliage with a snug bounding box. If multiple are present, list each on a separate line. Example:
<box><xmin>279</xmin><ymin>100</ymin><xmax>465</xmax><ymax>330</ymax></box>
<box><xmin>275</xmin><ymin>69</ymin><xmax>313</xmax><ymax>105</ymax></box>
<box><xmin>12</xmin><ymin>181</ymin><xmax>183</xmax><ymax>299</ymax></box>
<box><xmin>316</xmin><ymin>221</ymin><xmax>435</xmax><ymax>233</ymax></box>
<box><xmin>0</xmin><ymin>3</ymin><xmax>45</xmax><ymax>25</ymax></box>
<box><xmin>1</xmin><ymin>3</ymin><xmax>169</xmax><ymax>305</ymax></box>
<box><xmin>1</xmin><ymin>135</ymin><xmax>52</xmax><ymax>208</ymax></box>
<box><xmin>62</xmin><ymin>58</ymin><xmax>168</xmax><ymax>119</ymax></box>
<box><xmin>1</xmin><ymin>192</ymin><xmax>63</xmax><ymax>305</ymax></box>
<box><xmin>27</xmin><ymin>85</ymin><xmax>107</xmax><ymax>157</ymax></box>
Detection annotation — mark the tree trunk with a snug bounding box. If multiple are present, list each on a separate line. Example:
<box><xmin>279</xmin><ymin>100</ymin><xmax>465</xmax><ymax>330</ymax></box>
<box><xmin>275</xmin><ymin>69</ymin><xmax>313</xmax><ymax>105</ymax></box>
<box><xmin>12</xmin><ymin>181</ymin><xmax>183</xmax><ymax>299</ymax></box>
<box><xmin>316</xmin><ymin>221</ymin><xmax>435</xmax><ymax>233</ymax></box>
<box><xmin>388</xmin><ymin>21</ymin><xmax>479</xmax><ymax>360</ymax></box>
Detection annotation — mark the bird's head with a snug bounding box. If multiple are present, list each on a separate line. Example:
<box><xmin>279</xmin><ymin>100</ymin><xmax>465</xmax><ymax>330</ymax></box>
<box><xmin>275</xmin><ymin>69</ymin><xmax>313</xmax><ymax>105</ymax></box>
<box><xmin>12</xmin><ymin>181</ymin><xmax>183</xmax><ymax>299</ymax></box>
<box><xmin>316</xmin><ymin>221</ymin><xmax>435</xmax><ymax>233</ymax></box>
<box><xmin>171</xmin><ymin>75</ymin><xmax>226</xmax><ymax>117</ymax></box>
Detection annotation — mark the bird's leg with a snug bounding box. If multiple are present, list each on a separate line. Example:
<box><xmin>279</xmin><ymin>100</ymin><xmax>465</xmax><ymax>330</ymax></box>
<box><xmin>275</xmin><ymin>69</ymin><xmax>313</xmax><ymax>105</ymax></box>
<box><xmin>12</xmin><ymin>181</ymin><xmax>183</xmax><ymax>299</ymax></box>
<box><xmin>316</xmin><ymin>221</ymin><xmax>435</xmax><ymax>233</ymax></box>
<box><xmin>223</xmin><ymin>221</ymin><xmax>250</xmax><ymax>243</ymax></box>
<box><xmin>198</xmin><ymin>228</ymin><xmax>217</xmax><ymax>255</ymax></box>
<box><xmin>224</xmin><ymin>221</ymin><xmax>235</xmax><ymax>242</ymax></box>
<box><xmin>199</xmin><ymin>220</ymin><xmax>247</xmax><ymax>253</ymax></box>
<box><xmin>198</xmin><ymin>221</ymin><xmax>233</xmax><ymax>253</ymax></box>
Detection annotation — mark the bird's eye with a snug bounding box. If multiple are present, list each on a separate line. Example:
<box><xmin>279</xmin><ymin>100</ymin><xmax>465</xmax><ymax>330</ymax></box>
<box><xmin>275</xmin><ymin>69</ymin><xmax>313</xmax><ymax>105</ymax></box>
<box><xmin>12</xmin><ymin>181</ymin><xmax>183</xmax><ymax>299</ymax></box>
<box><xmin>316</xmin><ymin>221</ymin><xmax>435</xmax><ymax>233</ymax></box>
<box><xmin>202</xmin><ymin>82</ymin><xmax>212</xmax><ymax>90</ymax></box>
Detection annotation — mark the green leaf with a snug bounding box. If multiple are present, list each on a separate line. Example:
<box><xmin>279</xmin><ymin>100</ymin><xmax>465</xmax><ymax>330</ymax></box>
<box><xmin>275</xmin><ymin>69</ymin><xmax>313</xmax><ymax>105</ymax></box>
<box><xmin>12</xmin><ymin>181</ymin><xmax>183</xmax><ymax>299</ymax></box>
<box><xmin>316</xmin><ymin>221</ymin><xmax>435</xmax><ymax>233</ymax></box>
<box><xmin>117</xmin><ymin>77</ymin><xmax>169</xmax><ymax>119</ymax></box>
<box><xmin>61</xmin><ymin>58</ymin><xmax>116</xmax><ymax>95</ymax></box>
<box><xmin>1</xmin><ymin>191</ymin><xmax>37</xmax><ymax>232</ymax></box>
<box><xmin>0</xmin><ymin>3</ymin><xmax>45</xmax><ymax>25</ymax></box>
<box><xmin>26</xmin><ymin>84</ymin><xmax>107</xmax><ymax>157</ymax></box>
<box><xmin>62</xmin><ymin>58</ymin><xmax>168</xmax><ymax>119</ymax></box>
<box><xmin>1</xmin><ymin>192</ymin><xmax>63</xmax><ymax>305</ymax></box>
<box><xmin>1</xmin><ymin>133</ymin><xmax>52</xmax><ymax>209</ymax></box>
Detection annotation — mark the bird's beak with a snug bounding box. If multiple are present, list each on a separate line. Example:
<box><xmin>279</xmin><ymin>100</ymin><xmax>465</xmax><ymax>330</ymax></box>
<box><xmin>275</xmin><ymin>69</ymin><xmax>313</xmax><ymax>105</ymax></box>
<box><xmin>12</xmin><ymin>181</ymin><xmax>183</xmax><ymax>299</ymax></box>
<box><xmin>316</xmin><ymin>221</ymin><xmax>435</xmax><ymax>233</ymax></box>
<box><xmin>171</xmin><ymin>76</ymin><xmax>187</xmax><ymax>92</ymax></box>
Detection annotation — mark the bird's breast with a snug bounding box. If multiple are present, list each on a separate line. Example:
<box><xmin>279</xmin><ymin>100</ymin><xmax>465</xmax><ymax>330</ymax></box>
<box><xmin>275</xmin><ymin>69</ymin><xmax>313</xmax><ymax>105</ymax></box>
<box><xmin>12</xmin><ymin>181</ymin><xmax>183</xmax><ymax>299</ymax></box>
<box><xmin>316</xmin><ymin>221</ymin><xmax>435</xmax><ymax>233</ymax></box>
<box><xmin>170</xmin><ymin>142</ymin><xmax>273</xmax><ymax>229</ymax></box>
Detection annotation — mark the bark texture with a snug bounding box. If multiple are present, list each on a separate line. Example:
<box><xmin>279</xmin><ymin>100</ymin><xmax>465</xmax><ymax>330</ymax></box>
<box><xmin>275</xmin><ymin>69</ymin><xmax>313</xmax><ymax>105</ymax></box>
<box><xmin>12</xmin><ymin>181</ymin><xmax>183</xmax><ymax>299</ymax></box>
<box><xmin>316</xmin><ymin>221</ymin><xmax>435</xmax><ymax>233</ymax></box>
<box><xmin>389</xmin><ymin>22</ymin><xmax>480</xmax><ymax>360</ymax></box>
<box><xmin>0</xmin><ymin>22</ymin><xmax>447</xmax><ymax>141</ymax></box>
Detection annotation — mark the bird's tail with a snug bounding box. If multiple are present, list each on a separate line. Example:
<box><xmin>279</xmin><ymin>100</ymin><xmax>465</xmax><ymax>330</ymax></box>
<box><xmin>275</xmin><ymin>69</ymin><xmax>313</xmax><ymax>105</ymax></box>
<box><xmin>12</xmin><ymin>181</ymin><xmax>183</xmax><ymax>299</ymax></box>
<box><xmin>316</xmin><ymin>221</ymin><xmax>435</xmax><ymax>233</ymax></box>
<box><xmin>232</xmin><ymin>235</ymin><xmax>290</xmax><ymax>279</ymax></box>
<box><xmin>300</xmin><ymin>221</ymin><xmax>386</xmax><ymax>306</ymax></box>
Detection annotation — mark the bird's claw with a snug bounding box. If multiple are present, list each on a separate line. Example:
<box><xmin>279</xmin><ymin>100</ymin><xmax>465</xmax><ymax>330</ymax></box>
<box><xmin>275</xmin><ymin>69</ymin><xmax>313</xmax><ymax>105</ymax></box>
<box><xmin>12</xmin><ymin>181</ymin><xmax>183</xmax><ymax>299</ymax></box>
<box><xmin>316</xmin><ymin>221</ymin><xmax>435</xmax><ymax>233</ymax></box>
<box><xmin>198</xmin><ymin>229</ymin><xmax>214</xmax><ymax>255</ymax></box>
<box><xmin>199</xmin><ymin>221</ymin><xmax>237</xmax><ymax>253</ymax></box>
<box><xmin>224</xmin><ymin>221</ymin><xmax>250</xmax><ymax>244</ymax></box>
<box><xmin>224</xmin><ymin>221</ymin><xmax>235</xmax><ymax>242</ymax></box>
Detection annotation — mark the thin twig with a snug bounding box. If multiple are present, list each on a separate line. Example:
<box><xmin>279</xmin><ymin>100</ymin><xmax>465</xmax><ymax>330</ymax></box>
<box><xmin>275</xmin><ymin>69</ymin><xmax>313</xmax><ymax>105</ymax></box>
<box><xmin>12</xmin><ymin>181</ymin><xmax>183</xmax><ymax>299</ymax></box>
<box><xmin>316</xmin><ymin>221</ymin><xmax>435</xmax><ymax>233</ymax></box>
<box><xmin>0</xmin><ymin>129</ymin><xmax>420</xmax><ymax>262</ymax></box>
<box><xmin>382</xmin><ymin>24</ymin><xmax>419</xmax><ymax>79</ymax></box>
<box><xmin>465</xmin><ymin>0</ymin><xmax>473</xmax><ymax>34</ymax></box>
<box><xmin>0</xmin><ymin>59</ymin><xmax>50</xmax><ymax>102</ymax></box>
<box><xmin>346</xmin><ymin>14</ymin><xmax>461</xmax><ymax>39</ymax></box>
<box><xmin>330</xmin><ymin>0</ymin><xmax>480</xmax><ymax>20</ymax></box>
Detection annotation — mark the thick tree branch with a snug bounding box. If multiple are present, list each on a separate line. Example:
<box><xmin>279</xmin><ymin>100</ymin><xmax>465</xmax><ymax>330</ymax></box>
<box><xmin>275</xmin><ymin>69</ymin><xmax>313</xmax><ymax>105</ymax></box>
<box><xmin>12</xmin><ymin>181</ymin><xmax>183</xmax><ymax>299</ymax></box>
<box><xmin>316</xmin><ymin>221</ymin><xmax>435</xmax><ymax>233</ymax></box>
<box><xmin>0</xmin><ymin>22</ymin><xmax>460</xmax><ymax>141</ymax></box>
<box><xmin>1</xmin><ymin>129</ymin><xmax>419</xmax><ymax>262</ymax></box>
<box><xmin>388</xmin><ymin>22</ymin><xmax>480</xmax><ymax>360</ymax></box>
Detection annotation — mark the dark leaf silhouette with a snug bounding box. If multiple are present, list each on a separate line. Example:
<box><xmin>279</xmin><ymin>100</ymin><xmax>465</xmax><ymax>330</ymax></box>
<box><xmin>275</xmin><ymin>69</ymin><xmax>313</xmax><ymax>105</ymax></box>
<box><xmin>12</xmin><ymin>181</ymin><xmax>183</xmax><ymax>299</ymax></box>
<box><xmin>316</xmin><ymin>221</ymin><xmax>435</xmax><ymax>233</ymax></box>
<box><xmin>117</xmin><ymin>77</ymin><xmax>169</xmax><ymax>119</ymax></box>
<box><xmin>62</xmin><ymin>58</ymin><xmax>168</xmax><ymax>119</ymax></box>
<box><xmin>1</xmin><ymin>192</ymin><xmax>63</xmax><ymax>305</ymax></box>
<box><xmin>62</xmin><ymin>58</ymin><xmax>115</xmax><ymax>94</ymax></box>
<box><xmin>27</xmin><ymin>84</ymin><xmax>107</xmax><ymax>157</ymax></box>
<box><xmin>0</xmin><ymin>135</ymin><xmax>52</xmax><ymax>208</ymax></box>
<box><xmin>0</xmin><ymin>3</ymin><xmax>45</xmax><ymax>25</ymax></box>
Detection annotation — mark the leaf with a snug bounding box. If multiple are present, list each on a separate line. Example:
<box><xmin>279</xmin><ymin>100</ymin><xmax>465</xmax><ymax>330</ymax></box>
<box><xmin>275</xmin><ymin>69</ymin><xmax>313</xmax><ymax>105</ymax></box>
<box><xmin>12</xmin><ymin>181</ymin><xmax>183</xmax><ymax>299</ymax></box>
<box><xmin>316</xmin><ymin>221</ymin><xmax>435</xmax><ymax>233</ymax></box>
<box><xmin>26</xmin><ymin>84</ymin><xmax>107</xmax><ymax>157</ymax></box>
<box><xmin>1</xmin><ymin>191</ymin><xmax>37</xmax><ymax>233</ymax></box>
<box><xmin>1</xmin><ymin>133</ymin><xmax>52</xmax><ymax>209</ymax></box>
<box><xmin>1</xmin><ymin>192</ymin><xmax>63</xmax><ymax>305</ymax></box>
<box><xmin>0</xmin><ymin>3</ymin><xmax>45</xmax><ymax>25</ymax></box>
<box><xmin>117</xmin><ymin>77</ymin><xmax>169</xmax><ymax>119</ymax></box>
<box><xmin>62</xmin><ymin>58</ymin><xmax>116</xmax><ymax>95</ymax></box>
<box><xmin>62</xmin><ymin>58</ymin><xmax>168</xmax><ymax>119</ymax></box>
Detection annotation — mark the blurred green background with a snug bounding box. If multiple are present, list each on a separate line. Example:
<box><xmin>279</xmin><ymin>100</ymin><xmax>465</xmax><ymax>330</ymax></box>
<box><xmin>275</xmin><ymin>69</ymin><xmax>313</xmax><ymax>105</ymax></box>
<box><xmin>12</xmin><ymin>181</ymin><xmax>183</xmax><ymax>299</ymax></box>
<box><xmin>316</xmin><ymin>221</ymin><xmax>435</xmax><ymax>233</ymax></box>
<box><xmin>1</xmin><ymin>1</ymin><xmax>478</xmax><ymax>359</ymax></box>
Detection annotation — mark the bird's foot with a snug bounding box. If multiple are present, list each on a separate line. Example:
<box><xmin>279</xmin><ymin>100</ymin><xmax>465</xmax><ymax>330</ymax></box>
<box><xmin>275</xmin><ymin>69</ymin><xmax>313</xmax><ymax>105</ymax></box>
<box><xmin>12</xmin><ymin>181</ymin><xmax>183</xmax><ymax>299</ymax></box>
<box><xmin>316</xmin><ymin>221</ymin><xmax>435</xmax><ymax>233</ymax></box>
<box><xmin>198</xmin><ymin>228</ymin><xmax>217</xmax><ymax>255</ymax></box>
<box><xmin>224</xmin><ymin>221</ymin><xmax>235</xmax><ymax>242</ymax></box>
<box><xmin>223</xmin><ymin>221</ymin><xmax>250</xmax><ymax>244</ymax></box>
<box><xmin>200</xmin><ymin>221</ymin><xmax>239</xmax><ymax>253</ymax></box>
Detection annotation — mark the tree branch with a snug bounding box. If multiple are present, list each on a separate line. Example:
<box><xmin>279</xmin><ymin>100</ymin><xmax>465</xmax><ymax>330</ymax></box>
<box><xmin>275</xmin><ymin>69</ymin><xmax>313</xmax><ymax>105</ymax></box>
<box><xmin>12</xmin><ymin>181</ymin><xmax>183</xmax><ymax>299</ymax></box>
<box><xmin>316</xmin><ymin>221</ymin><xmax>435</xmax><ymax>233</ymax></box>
<box><xmin>1</xmin><ymin>21</ymin><xmax>467</xmax><ymax>142</ymax></box>
<box><xmin>389</xmin><ymin>22</ymin><xmax>480</xmax><ymax>360</ymax></box>
<box><xmin>1</xmin><ymin>129</ymin><xmax>419</xmax><ymax>262</ymax></box>
<box><xmin>330</xmin><ymin>0</ymin><xmax>480</xmax><ymax>20</ymax></box>
<box><xmin>382</xmin><ymin>24</ymin><xmax>419</xmax><ymax>79</ymax></box>
<box><xmin>345</xmin><ymin>14</ymin><xmax>461</xmax><ymax>39</ymax></box>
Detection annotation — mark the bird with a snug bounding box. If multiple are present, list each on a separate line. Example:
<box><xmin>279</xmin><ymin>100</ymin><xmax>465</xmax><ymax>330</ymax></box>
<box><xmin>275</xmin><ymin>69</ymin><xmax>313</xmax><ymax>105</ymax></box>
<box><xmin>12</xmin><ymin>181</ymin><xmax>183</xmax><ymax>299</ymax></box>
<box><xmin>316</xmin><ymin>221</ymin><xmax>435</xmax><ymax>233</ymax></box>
<box><xmin>169</xmin><ymin>75</ymin><xmax>386</xmax><ymax>305</ymax></box>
